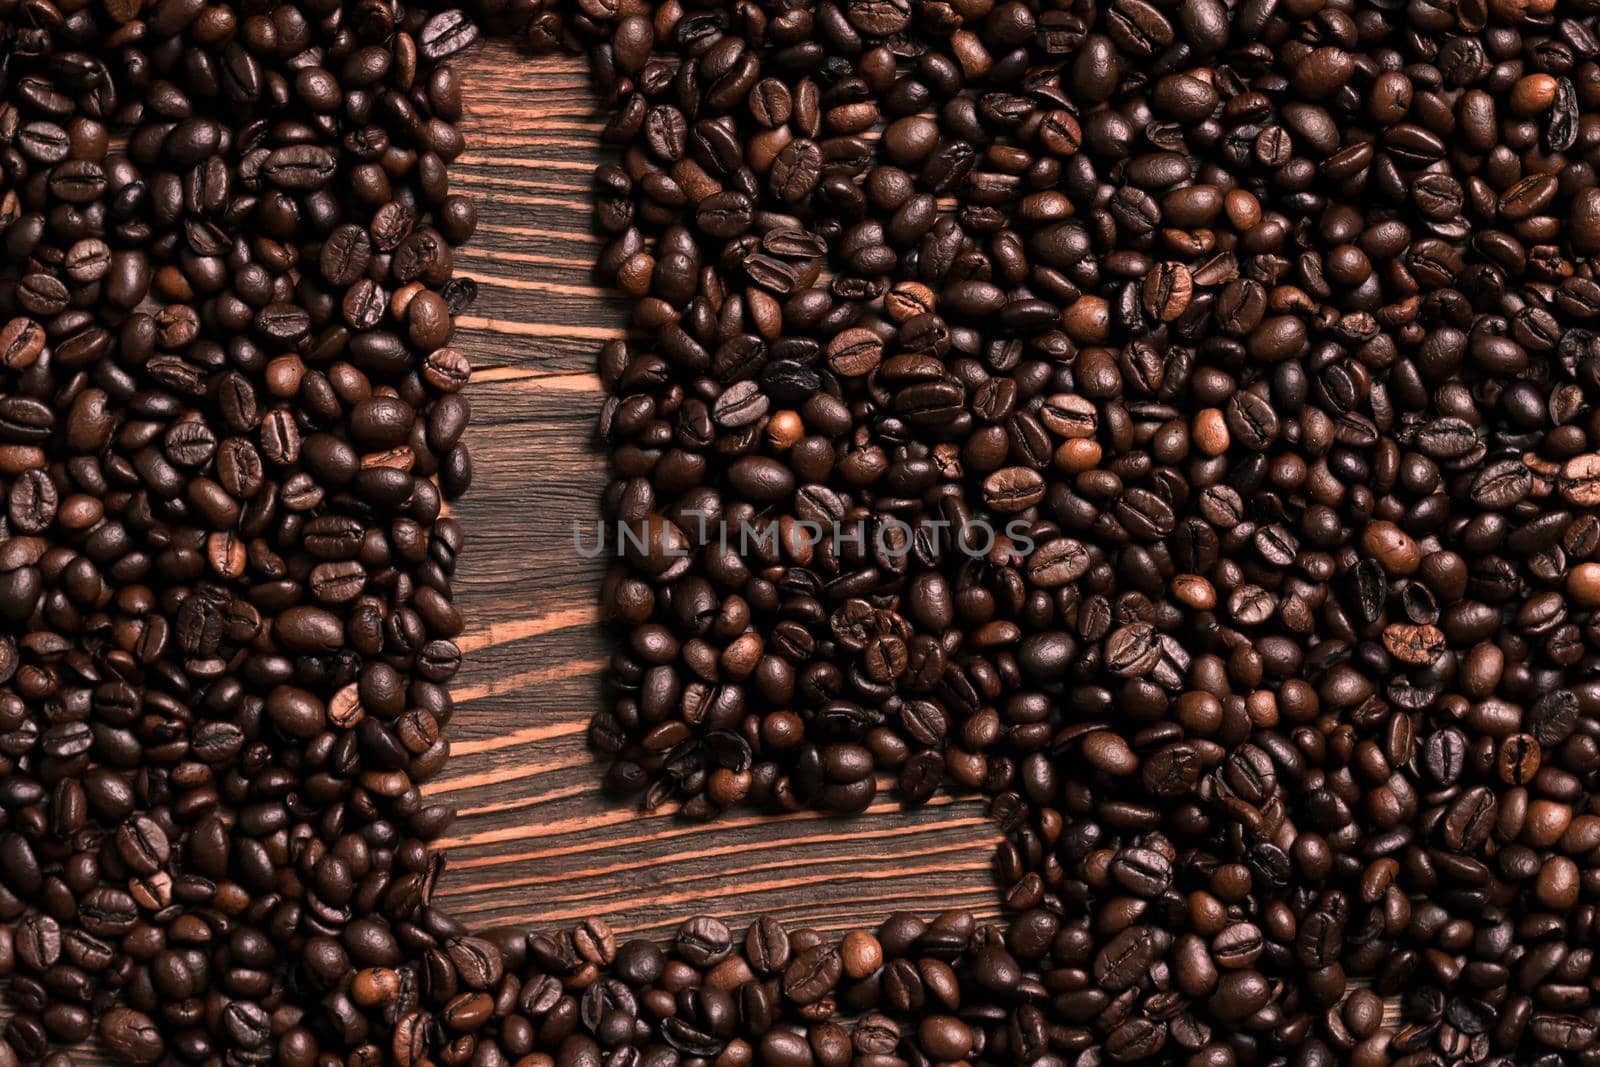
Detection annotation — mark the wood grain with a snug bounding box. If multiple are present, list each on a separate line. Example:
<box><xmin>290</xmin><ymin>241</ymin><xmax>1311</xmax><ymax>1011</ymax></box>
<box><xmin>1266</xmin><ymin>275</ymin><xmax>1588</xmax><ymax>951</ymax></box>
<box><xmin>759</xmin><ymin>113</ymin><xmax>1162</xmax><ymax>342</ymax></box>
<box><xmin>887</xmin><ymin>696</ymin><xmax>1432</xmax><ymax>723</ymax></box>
<box><xmin>428</xmin><ymin>40</ymin><xmax>1003</xmax><ymax>940</ymax></box>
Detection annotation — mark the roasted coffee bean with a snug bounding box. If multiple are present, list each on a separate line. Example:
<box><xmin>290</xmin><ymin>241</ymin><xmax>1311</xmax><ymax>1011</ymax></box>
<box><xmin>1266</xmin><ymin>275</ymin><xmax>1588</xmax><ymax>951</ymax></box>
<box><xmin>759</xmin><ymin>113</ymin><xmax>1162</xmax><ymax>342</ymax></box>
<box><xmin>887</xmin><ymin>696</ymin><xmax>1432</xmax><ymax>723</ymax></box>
<box><xmin>321</xmin><ymin>224</ymin><xmax>374</xmax><ymax>286</ymax></box>
<box><xmin>263</xmin><ymin>145</ymin><xmax>337</xmax><ymax>189</ymax></box>
<box><xmin>11</xmin><ymin>0</ymin><xmax>1600</xmax><ymax>1065</ymax></box>
<box><xmin>782</xmin><ymin>944</ymin><xmax>842</xmax><ymax>1004</ymax></box>
<box><xmin>0</xmin><ymin>318</ymin><xmax>45</xmax><ymax>370</ymax></box>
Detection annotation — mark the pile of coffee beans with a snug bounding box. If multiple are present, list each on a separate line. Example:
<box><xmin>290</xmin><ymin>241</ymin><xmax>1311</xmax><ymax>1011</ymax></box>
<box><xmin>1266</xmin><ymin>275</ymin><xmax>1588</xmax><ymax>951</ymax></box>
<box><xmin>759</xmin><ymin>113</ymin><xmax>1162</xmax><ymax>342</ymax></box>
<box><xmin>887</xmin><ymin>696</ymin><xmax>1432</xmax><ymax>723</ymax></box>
<box><xmin>5</xmin><ymin>0</ymin><xmax>1600</xmax><ymax>1060</ymax></box>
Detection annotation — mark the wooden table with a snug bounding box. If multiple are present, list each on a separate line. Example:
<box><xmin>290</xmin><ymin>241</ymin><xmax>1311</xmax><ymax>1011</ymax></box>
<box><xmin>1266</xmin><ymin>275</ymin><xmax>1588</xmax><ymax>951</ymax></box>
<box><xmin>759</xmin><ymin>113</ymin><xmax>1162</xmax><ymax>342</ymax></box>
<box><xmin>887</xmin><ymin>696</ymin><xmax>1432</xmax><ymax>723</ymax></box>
<box><xmin>426</xmin><ymin>42</ymin><xmax>1003</xmax><ymax>942</ymax></box>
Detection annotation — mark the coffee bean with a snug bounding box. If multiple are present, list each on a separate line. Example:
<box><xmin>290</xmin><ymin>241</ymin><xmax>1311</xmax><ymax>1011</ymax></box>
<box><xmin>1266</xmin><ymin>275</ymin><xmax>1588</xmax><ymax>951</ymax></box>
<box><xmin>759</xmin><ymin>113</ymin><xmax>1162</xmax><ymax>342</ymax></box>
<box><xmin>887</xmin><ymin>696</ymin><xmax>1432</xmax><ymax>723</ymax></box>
<box><xmin>99</xmin><ymin>1008</ymin><xmax>163</xmax><ymax>1065</ymax></box>
<box><xmin>263</xmin><ymin>145</ymin><xmax>336</xmax><ymax>189</ymax></box>
<box><xmin>825</xmin><ymin>327</ymin><xmax>883</xmax><ymax>377</ymax></box>
<box><xmin>981</xmin><ymin>467</ymin><xmax>1044</xmax><ymax>512</ymax></box>
<box><xmin>1104</xmin><ymin>623</ymin><xmax>1160</xmax><ymax>677</ymax></box>
<box><xmin>7</xmin><ymin>471</ymin><xmax>57</xmax><ymax>534</ymax></box>
<box><xmin>1110</xmin><ymin>847</ymin><xmax>1172</xmax><ymax>897</ymax></box>
<box><xmin>0</xmin><ymin>318</ymin><xmax>44</xmax><ymax>370</ymax></box>
<box><xmin>1142</xmin><ymin>261</ymin><xmax>1192</xmax><ymax>322</ymax></box>
<box><xmin>321</xmin><ymin>223</ymin><xmax>374</xmax><ymax>285</ymax></box>
<box><xmin>420</xmin><ymin>9</ymin><xmax>480</xmax><ymax>60</ymax></box>
<box><xmin>675</xmin><ymin>917</ymin><xmax>732</xmax><ymax>967</ymax></box>
<box><xmin>18</xmin><ymin>274</ymin><xmax>68</xmax><ymax>316</ymax></box>
<box><xmin>1094</xmin><ymin>927</ymin><xmax>1155</xmax><ymax>992</ymax></box>
<box><xmin>1026</xmin><ymin>537</ymin><xmax>1090</xmax><ymax>587</ymax></box>
<box><xmin>14</xmin><ymin>1</ymin><xmax>1600</xmax><ymax>1065</ymax></box>
<box><xmin>1471</xmin><ymin>457</ymin><xmax>1534</xmax><ymax>509</ymax></box>
<box><xmin>781</xmin><ymin>944</ymin><xmax>842</xmax><ymax>1004</ymax></box>
<box><xmin>745</xmin><ymin>916</ymin><xmax>790</xmax><ymax>974</ymax></box>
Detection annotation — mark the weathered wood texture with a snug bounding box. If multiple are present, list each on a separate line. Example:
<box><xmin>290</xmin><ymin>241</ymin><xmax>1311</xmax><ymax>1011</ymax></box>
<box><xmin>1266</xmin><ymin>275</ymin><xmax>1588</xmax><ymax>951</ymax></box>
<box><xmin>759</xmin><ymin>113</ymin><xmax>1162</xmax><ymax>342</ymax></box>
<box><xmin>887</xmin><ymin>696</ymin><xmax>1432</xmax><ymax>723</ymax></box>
<box><xmin>426</xmin><ymin>41</ymin><xmax>1003</xmax><ymax>940</ymax></box>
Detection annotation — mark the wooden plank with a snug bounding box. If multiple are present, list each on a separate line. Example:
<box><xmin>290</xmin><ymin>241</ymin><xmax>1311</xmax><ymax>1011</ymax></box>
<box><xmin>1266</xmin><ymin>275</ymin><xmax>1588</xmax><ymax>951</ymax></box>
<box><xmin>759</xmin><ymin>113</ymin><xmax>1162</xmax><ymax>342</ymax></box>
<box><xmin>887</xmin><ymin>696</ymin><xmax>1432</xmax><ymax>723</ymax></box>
<box><xmin>435</xmin><ymin>39</ymin><xmax>1001</xmax><ymax>940</ymax></box>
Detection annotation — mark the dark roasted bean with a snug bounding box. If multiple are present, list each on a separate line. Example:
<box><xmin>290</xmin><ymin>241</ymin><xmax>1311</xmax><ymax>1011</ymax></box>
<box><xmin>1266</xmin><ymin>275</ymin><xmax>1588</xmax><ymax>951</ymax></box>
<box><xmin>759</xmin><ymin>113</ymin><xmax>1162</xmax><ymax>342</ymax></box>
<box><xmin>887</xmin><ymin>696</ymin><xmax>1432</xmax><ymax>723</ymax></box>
<box><xmin>9</xmin><ymin>1</ymin><xmax>1600</xmax><ymax>1065</ymax></box>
